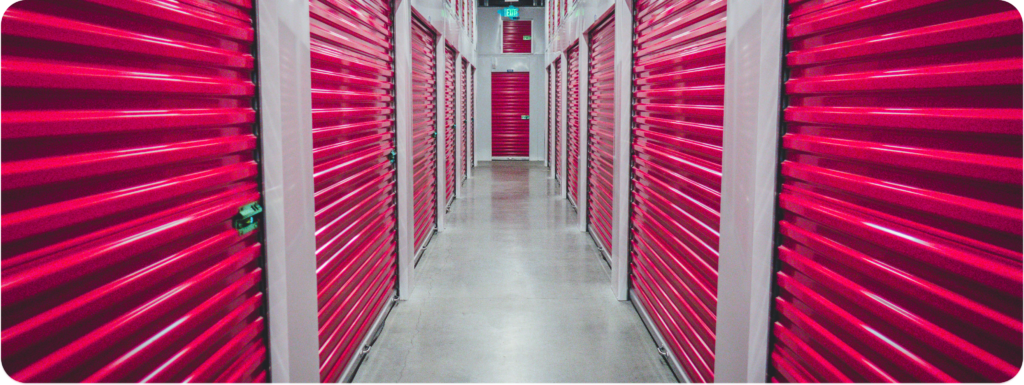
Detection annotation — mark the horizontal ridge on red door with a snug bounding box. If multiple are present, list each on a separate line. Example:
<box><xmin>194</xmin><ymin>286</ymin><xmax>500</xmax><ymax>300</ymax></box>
<box><xmin>308</xmin><ymin>0</ymin><xmax>398</xmax><ymax>381</ymax></box>
<box><xmin>770</xmin><ymin>0</ymin><xmax>1023</xmax><ymax>382</ymax></box>
<box><xmin>1</xmin><ymin>0</ymin><xmax>268</xmax><ymax>382</ymax></box>
<box><xmin>491</xmin><ymin>72</ymin><xmax>531</xmax><ymax>158</ymax></box>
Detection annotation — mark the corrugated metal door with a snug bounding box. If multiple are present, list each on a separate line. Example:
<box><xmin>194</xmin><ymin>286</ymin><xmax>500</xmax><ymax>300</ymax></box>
<box><xmin>461</xmin><ymin>58</ymin><xmax>469</xmax><ymax>184</ymax></box>
<box><xmin>566</xmin><ymin>43</ymin><xmax>581</xmax><ymax>208</ymax></box>
<box><xmin>444</xmin><ymin>44</ymin><xmax>457</xmax><ymax>207</ymax></box>
<box><xmin>587</xmin><ymin>15</ymin><xmax>615</xmax><ymax>253</ymax></box>
<box><xmin>1</xmin><ymin>0</ymin><xmax>267</xmax><ymax>382</ymax></box>
<box><xmin>629</xmin><ymin>0</ymin><xmax>726</xmax><ymax>382</ymax></box>
<box><xmin>491</xmin><ymin>72</ymin><xmax>531</xmax><ymax>158</ymax></box>
<box><xmin>411</xmin><ymin>15</ymin><xmax>438</xmax><ymax>253</ymax></box>
<box><xmin>503</xmin><ymin>20</ymin><xmax>533</xmax><ymax>54</ymax></box>
<box><xmin>308</xmin><ymin>0</ymin><xmax>397</xmax><ymax>381</ymax></box>
<box><xmin>770</xmin><ymin>0</ymin><xmax>1022</xmax><ymax>382</ymax></box>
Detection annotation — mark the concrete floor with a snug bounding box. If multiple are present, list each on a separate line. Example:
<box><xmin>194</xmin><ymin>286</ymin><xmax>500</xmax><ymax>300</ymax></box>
<box><xmin>353</xmin><ymin>161</ymin><xmax>675</xmax><ymax>383</ymax></box>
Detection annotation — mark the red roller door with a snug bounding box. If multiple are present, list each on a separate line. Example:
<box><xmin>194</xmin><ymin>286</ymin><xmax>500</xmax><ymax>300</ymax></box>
<box><xmin>309</xmin><ymin>0</ymin><xmax>397</xmax><ymax>381</ymax></box>
<box><xmin>629</xmin><ymin>0</ymin><xmax>726</xmax><ymax>382</ymax></box>
<box><xmin>770</xmin><ymin>0</ymin><xmax>1022</xmax><ymax>382</ymax></box>
<box><xmin>554</xmin><ymin>57</ymin><xmax>562</xmax><ymax>185</ymax></box>
<box><xmin>1</xmin><ymin>0</ymin><xmax>267</xmax><ymax>382</ymax></box>
<box><xmin>491</xmin><ymin>72</ymin><xmax>531</xmax><ymax>158</ymax></box>
<box><xmin>444</xmin><ymin>44</ymin><xmax>457</xmax><ymax>207</ymax></box>
<box><xmin>411</xmin><ymin>15</ymin><xmax>438</xmax><ymax>253</ymax></box>
<box><xmin>461</xmin><ymin>58</ymin><xmax>469</xmax><ymax>184</ymax></box>
<box><xmin>503</xmin><ymin>20</ymin><xmax>532</xmax><ymax>54</ymax></box>
<box><xmin>566</xmin><ymin>43</ymin><xmax>581</xmax><ymax>208</ymax></box>
<box><xmin>587</xmin><ymin>15</ymin><xmax>615</xmax><ymax>254</ymax></box>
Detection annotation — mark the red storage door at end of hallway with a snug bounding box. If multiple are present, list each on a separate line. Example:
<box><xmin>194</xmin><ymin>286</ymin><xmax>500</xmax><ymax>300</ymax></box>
<box><xmin>461</xmin><ymin>58</ymin><xmax>469</xmax><ymax>184</ymax></box>
<box><xmin>771</xmin><ymin>0</ymin><xmax>1022</xmax><ymax>382</ymax></box>
<box><xmin>491</xmin><ymin>72</ymin><xmax>531</xmax><ymax>158</ymax></box>
<box><xmin>587</xmin><ymin>15</ymin><xmax>615</xmax><ymax>255</ymax></box>
<box><xmin>444</xmin><ymin>44</ymin><xmax>456</xmax><ymax>207</ymax></box>
<box><xmin>503</xmin><ymin>20</ymin><xmax>533</xmax><ymax>54</ymax></box>
<box><xmin>1</xmin><ymin>0</ymin><xmax>267</xmax><ymax>382</ymax></box>
<box><xmin>566</xmin><ymin>43</ymin><xmax>581</xmax><ymax>208</ymax></box>
<box><xmin>630</xmin><ymin>0</ymin><xmax>726</xmax><ymax>382</ymax></box>
<box><xmin>411</xmin><ymin>15</ymin><xmax>438</xmax><ymax>253</ymax></box>
<box><xmin>555</xmin><ymin>57</ymin><xmax>562</xmax><ymax>185</ymax></box>
<box><xmin>309</xmin><ymin>0</ymin><xmax>397</xmax><ymax>381</ymax></box>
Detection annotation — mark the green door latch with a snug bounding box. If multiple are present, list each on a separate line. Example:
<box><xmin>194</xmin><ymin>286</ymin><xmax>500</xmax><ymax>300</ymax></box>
<box><xmin>387</xmin><ymin>149</ymin><xmax>397</xmax><ymax>164</ymax></box>
<box><xmin>233</xmin><ymin>201</ymin><xmax>263</xmax><ymax>235</ymax></box>
<box><xmin>523</xmin><ymin>35</ymin><xmax>531</xmax><ymax>40</ymax></box>
<box><xmin>521</xmin><ymin>115</ymin><xmax>530</xmax><ymax>119</ymax></box>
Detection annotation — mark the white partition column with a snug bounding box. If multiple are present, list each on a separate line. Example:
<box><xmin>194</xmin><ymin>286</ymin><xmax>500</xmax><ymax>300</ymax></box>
<box><xmin>435</xmin><ymin>33</ymin><xmax>447</xmax><ymax>232</ymax></box>
<box><xmin>609</xmin><ymin>0</ymin><xmax>633</xmax><ymax>301</ymax></box>
<box><xmin>394</xmin><ymin>0</ymin><xmax>417</xmax><ymax>300</ymax></box>
<box><xmin>455</xmin><ymin>53</ymin><xmax>465</xmax><ymax>199</ymax></box>
<box><xmin>577</xmin><ymin>38</ymin><xmax>590</xmax><ymax>233</ymax></box>
<box><xmin>715</xmin><ymin>0</ymin><xmax>785</xmax><ymax>382</ymax></box>
<box><xmin>255</xmin><ymin>0</ymin><xmax>321</xmax><ymax>381</ymax></box>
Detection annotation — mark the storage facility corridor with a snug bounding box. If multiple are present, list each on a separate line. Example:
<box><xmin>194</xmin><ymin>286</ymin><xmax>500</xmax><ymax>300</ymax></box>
<box><xmin>353</xmin><ymin>161</ymin><xmax>674</xmax><ymax>382</ymax></box>
<box><xmin>1</xmin><ymin>0</ymin><xmax>1023</xmax><ymax>383</ymax></box>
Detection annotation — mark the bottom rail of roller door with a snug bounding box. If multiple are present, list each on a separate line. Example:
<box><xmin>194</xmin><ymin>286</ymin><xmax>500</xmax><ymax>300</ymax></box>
<box><xmin>567</xmin><ymin>195</ymin><xmax>577</xmax><ymax>212</ymax></box>
<box><xmin>630</xmin><ymin>289</ymin><xmax>690</xmax><ymax>383</ymax></box>
<box><xmin>339</xmin><ymin>289</ymin><xmax>398</xmax><ymax>383</ymax></box>
<box><xmin>491</xmin><ymin>157</ymin><xmax>530</xmax><ymax>161</ymax></box>
<box><xmin>587</xmin><ymin>224</ymin><xmax>611</xmax><ymax>267</ymax></box>
<box><xmin>414</xmin><ymin>228</ymin><xmax>437</xmax><ymax>267</ymax></box>
<box><xmin>445</xmin><ymin>195</ymin><xmax>456</xmax><ymax>213</ymax></box>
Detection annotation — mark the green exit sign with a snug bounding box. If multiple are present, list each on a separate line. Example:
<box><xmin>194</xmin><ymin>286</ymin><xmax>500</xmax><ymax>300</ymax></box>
<box><xmin>498</xmin><ymin>5</ymin><xmax>518</xmax><ymax>19</ymax></box>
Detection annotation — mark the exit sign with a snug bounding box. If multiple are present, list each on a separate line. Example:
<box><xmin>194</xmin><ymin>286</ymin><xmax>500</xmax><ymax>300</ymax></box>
<box><xmin>498</xmin><ymin>5</ymin><xmax>518</xmax><ymax>19</ymax></box>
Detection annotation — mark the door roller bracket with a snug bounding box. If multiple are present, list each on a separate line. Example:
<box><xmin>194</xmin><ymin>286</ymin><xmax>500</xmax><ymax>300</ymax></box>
<box><xmin>233</xmin><ymin>201</ymin><xmax>263</xmax><ymax>235</ymax></box>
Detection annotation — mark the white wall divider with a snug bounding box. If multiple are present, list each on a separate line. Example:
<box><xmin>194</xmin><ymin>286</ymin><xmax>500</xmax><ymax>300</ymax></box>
<box><xmin>577</xmin><ymin>38</ymin><xmax>590</xmax><ymax>233</ymax></box>
<box><xmin>395</xmin><ymin>0</ymin><xmax>417</xmax><ymax>300</ymax></box>
<box><xmin>559</xmin><ymin>48</ymin><xmax>569</xmax><ymax>200</ymax></box>
<box><xmin>715</xmin><ymin>0</ymin><xmax>786</xmax><ymax>382</ymax></box>
<box><xmin>609</xmin><ymin>0</ymin><xmax>633</xmax><ymax>301</ymax></box>
<box><xmin>458</xmin><ymin>52</ymin><xmax>466</xmax><ymax>199</ymax></box>
<box><xmin>435</xmin><ymin>32</ymin><xmax>447</xmax><ymax>233</ymax></box>
<box><xmin>255</xmin><ymin>0</ymin><xmax>321</xmax><ymax>381</ymax></box>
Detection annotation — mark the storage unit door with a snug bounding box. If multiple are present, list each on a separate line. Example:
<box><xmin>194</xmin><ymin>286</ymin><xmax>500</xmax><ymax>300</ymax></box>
<box><xmin>566</xmin><ymin>43</ymin><xmax>581</xmax><ymax>208</ymax></box>
<box><xmin>444</xmin><ymin>44</ymin><xmax>456</xmax><ymax>206</ymax></box>
<box><xmin>411</xmin><ymin>16</ymin><xmax>438</xmax><ymax>252</ymax></box>
<box><xmin>630</xmin><ymin>0</ymin><xmax>726</xmax><ymax>382</ymax></box>
<box><xmin>491</xmin><ymin>72</ymin><xmax>531</xmax><ymax>157</ymax></box>
<box><xmin>502</xmin><ymin>20</ymin><xmax>533</xmax><ymax>54</ymax></box>
<box><xmin>770</xmin><ymin>0</ymin><xmax>1023</xmax><ymax>382</ymax></box>
<box><xmin>309</xmin><ymin>0</ymin><xmax>398</xmax><ymax>381</ymax></box>
<box><xmin>461</xmin><ymin>58</ymin><xmax>469</xmax><ymax>183</ymax></box>
<box><xmin>555</xmin><ymin>57</ymin><xmax>562</xmax><ymax>185</ymax></box>
<box><xmin>587</xmin><ymin>15</ymin><xmax>615</xmax><ymax>253</ymax></box>
<box><xmin>1</xmin><ymin>0</ymin><xmax>267</xmax><ymax>382</ymax></box>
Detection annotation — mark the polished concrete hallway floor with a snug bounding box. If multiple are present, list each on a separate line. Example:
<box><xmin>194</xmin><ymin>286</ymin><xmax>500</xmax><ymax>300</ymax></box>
<box><xmin>353</xmin><ymin>161</ymin><xmax>675</xmax><ymax>383</ymax></box>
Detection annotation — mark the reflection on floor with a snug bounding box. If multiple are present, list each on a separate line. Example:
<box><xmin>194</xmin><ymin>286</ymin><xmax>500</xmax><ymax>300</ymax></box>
<box><xmin>353</xmin><ymin>161</ymin><xmax>675</xmax><ymax>383</ymax></box>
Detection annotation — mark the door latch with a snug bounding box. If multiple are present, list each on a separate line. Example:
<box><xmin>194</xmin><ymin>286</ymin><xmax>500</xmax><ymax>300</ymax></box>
<box><xmin>387</xmin><ymin>149</ymin><xmax>397</xmax><ymax>164</ymax></box>
<box><xmin>233</xmin><ymin>201</ymin><xmax>263</xmax><ymax>235</ymax></box>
